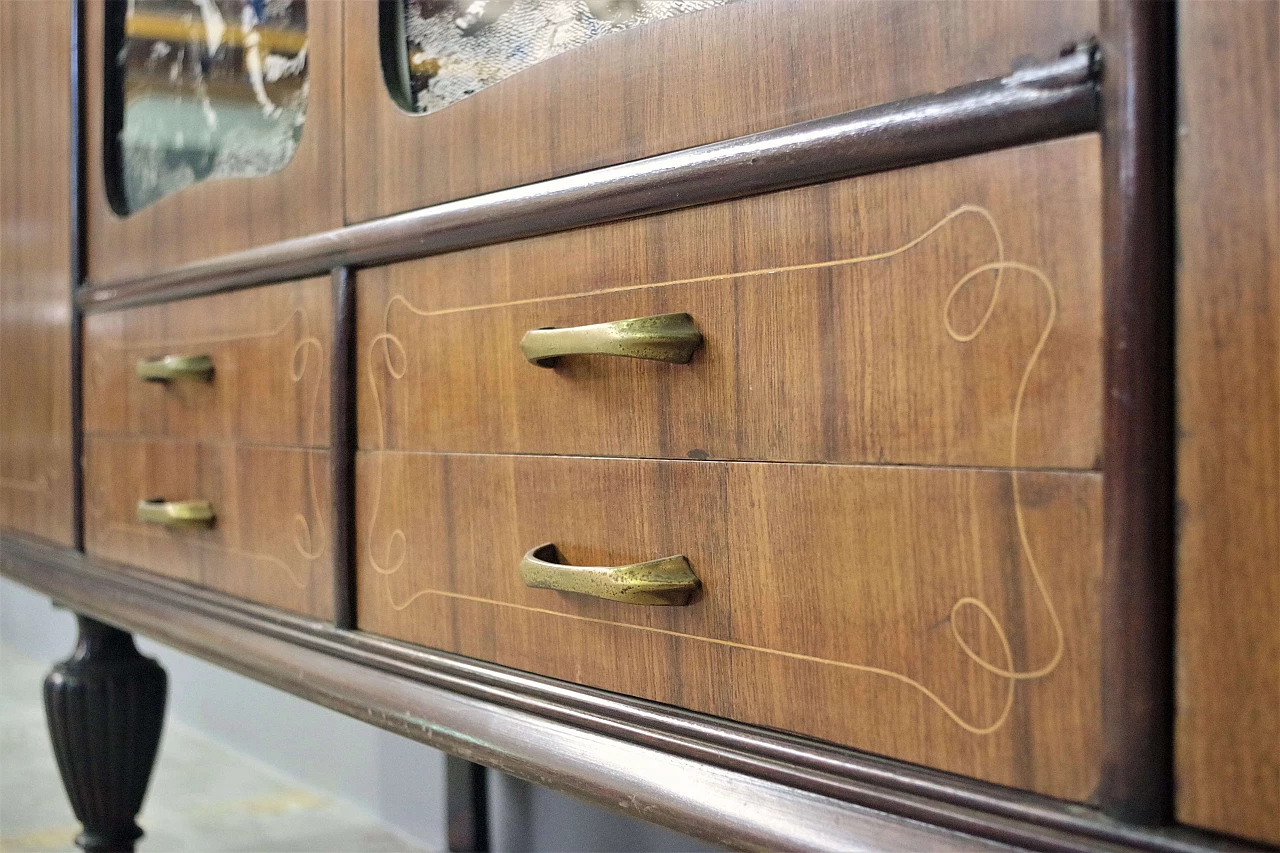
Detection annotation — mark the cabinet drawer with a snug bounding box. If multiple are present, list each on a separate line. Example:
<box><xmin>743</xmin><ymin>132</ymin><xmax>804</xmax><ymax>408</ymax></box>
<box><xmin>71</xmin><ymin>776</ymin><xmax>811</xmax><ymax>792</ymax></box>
<box><xmin>85</xmin><ymin>278</ymin><xmax>331</xmax><ymax>447</ymax></box>
<box><xmin>358</xmin><ymin>136</ymin><xmax>1101</xmax><ymax>469</ymax></box>
<box><xmin>86</xmin><ymin>436</ymin><xmax>333</xmax><ymax>619</ymax></box>
<box><xmin>357</xmin><ymin>451</ymin><xmax>1101</xmax><ymax>800</ymax></box>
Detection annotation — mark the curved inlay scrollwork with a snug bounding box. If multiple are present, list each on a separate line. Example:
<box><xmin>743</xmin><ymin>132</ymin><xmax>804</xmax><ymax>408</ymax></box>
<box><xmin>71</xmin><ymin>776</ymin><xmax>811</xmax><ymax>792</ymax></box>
<box><xmin>366</xmin><ymin>206</ymin><xmax>1065</xmax><ymax>734</ymax></box>
<box><xmin>95</xmin><ymin>307</ymin><xmax>326</xmax><ymax>589</ymax></box>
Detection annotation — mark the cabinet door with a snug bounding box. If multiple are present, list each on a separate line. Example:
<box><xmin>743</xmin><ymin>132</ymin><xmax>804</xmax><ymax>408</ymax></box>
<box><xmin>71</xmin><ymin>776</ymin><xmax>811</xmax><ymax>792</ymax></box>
<box><xmin>343</xmin><ymin>0</ymin><xmax>1099</xmax><ymax>223</ymax></box>
<box><xmin>0</xmin><ymin>0</ymin><xmax>75</xmax><ymax>546</ymax></box>
<box><xmin>1175</xmin><ymin>0</ymin><xmax>1280</xmax><ymax>845</ymax></box>
<box><xmin>83</xmin><ymin>0</ymin><xmax>343</xmax><ymax>286</ymax></box>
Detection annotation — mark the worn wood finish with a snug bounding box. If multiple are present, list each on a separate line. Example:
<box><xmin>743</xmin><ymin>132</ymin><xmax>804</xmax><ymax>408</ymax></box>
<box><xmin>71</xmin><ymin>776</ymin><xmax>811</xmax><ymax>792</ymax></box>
<box><xmin>84</xmin><ymin>278</ymin><xmax>332</xmax><ymax>448</ymax></box>
<box><xmin>1097</xmin><ymin>0</ymin><xmax>1177</xmax><ymax>825</ymax></box>
<box><xmin>0</xmin><ymin>0</ymin><xmax>75</xmax><ymax>546</ymax></box>
<box><xmin>344</xmin><ymin>0</ymin><xmax>1098</xmax><ymax>223</ymax></box>
<box><xmin>82</xmin><ymin>0</ymin><xmax>343</xmax><ymax>286</ymax></box>
<box><xmin>359</xmin><ymin>137</ymin><xmax>1102</xmax><ymax>471</ymax></box>
<box><xmin>357</xmin><ymin>451</ymin><xmax>1102</xmax><ymax>801</ymax></box>
<box><xmin>1175</xmin><ymin>1</ymin><xmax>1280</xmax><ymax>844</ymax></box>
<box><xmin>85</xmin><ymin>437</ymin><xmax>333</xmax><ymax>619</ymax></box>
<box><xmin>78</xmin><ymin>47</ymin><xmax>1099</xmax><ymax>313</ymax></box>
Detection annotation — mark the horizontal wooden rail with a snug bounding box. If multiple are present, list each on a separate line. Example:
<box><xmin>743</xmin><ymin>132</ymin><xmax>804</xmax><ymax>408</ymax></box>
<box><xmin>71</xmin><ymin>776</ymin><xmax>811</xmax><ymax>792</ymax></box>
<box><xmin>79</xmin><ymin>46</ymin><xmax>1099</xmax><ymax>312</ymax></box>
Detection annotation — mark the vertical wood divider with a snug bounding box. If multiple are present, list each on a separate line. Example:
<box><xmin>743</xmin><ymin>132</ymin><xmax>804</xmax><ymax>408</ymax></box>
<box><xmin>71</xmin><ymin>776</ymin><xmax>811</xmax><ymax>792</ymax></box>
<box><xmin>1098</xmin><ymin>0</ymin><xmax>1177</xmax><ymax>825</ymax></box>
<box><xmin>70</xmin><ymin>0</ymin><xmax>86</xmax><ymax>551</ymax></box>
<box><xmin>331</xmin><ymin>266</ymin><xmax>357</xmax><ymax>628</ymax></box>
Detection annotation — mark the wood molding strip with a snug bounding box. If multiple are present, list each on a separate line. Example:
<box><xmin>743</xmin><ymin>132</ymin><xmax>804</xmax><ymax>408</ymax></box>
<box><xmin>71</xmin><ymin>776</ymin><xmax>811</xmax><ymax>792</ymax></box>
<box><xmin>77</xmin><ymin>47</ymin><xmax>1099</xmax><ymax>313</ymax></box>
<box><xmin>330</xmin><ymin>267</ymin><xmax>356</xmax><ymax>628</ymax></box>
<box><xmin>1097</xmin><ymin>0</ymin><xmax>1177</xmax><ymax>825</ymax></box>
<box><xmin>69</xmin><ymin>0</ymin><xmax>86</xmax><ymax>551</ymax></box>
<box><xmin>2</xmin><ymin>536</ymin><xmax>1261</xmax><ymax>853</ymax></box>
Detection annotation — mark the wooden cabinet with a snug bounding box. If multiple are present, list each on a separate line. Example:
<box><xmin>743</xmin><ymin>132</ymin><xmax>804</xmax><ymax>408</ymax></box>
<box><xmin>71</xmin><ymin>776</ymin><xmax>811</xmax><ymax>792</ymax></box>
<box><xmin>4</xmin><ymin>1</ymin><xmax>1279</xmax><ymax>850</ymax></box>
<box><xmin>82</xmin><ymin>0</ymin><xmax>344</xmax><ymax>286</ymax></box>
<box><xmin>0</xmin><ymin>0</ymin><xmax>75</xmax><ymax>547</ymax></box>
<box><xmin>343</xmin><ymin>0</ymin><xmax>1099</xmax><ymax>222</ymax></box>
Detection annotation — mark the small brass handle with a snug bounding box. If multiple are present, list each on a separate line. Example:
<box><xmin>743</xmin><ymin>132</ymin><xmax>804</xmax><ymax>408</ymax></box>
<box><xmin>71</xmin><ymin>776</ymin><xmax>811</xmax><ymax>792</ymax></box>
<box><xmin>136</xmin><ymin>354</ymin><xmax>215</xmax><ymax>383</ymax></box>
<box><xmin>520</xmin><ymin>313</ymin><xmax>702</xmax><ymax>367</ymax></box>
<box><xmin>135</xmin><ymin>499</ymin><xmax>215</xmax><ymax>528</ymax></box>
<box><xmin>519</xmin><ymin>543</ymin><xmax>699</xmax><ymax>606</ymax></box>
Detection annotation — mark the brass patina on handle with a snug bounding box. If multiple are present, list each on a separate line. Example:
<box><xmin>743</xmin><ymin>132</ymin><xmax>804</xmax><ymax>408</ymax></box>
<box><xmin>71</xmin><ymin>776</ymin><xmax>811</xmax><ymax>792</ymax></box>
<box><xmin>135</xmin><ymin>499</ymin><xmax>215</xmax><ymax>528</ymax></box>
<box><xmin>135</xmin><ymin>354</ymin><xmax>215</xmax><ymax>382</ymax></box>
<box><xmin>520</xmin><ymin>313</ymin><xmax>702</xmax><ymax>367</ymax></box>
<box><xmin>519</xmin><ymin>543</ymin><xmax>700</xmax><ymax>605</ymax></box>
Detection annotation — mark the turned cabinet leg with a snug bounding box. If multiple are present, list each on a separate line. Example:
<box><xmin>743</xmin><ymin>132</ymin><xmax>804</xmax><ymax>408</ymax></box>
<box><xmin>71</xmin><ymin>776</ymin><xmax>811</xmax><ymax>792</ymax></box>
<box><xmin>43</xmin><ymin>615</ymin><xmax>168</xmax><ymax>853</ymax></box>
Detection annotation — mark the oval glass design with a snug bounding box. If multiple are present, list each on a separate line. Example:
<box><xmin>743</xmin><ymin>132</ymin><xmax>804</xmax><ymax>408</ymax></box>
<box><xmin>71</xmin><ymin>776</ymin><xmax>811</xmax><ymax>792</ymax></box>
<box><xmin>105</xmin><ymin>0</ymin><xmax>309</xmax><ymax>214</ymax></box>
<box><xmin>382</xmin><ymin>0</ymin><xmax>739</xmax><ymax>115</ymax></box>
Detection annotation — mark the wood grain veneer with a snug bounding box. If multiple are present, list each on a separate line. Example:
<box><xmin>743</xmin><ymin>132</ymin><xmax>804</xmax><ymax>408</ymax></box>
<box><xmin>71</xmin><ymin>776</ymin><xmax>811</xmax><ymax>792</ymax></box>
<box><xmin>1174</xmin><ymin>0</ymin><xmax>1280</xmax><ymax>844</ymax></box>
<box><xmin>357</xmin><ymin>452</ymin><xmax>1102</xmax><ymax>800</ymax></box>
<box><xmin>82</xmin><ymin>0</ymin><xmax>343</xmax><ymax>286</ymax></box>
<box><xmin>85</xmin><ymin>436</ymin><xmax>333</xmax><ymax>619</ymax></box>
<box><xmin>0</xmin><ymin>0</ymin><xmax>75</xmax><ymax>546</ymax></box>
<box><xmin>85</xmin><ymin>278</ymin><xmax>332</xmax><ymax>447</ymax></box>
<box><xmin>359</xmin><ymin>136</ymin><xmax>1102</xmax><ymax>470</ymax></box>
<box><xmin>343</xmin><ymin>0</ymin><xmax>1098</xmax><ymax>223</ymax></box>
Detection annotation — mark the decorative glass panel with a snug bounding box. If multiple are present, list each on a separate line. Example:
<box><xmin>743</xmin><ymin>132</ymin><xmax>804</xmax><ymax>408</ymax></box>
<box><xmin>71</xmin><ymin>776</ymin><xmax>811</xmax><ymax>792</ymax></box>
<box><xmin>107</xmin><ymin>0</ymin><xmax>309</xmax><ymax>214</ymax></box>
<box><xmin>383</xmin><ymin>0</ymin><xmax>739</xmax><ymax>115</ymax></box>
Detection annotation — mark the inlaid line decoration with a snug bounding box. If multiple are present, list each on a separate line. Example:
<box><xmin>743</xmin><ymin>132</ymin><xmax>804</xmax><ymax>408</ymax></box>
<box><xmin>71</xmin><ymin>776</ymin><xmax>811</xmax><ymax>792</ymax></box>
<box><xmin>90</xmin><ymin>306</ymin><xmax>327</xmax><ymax>588</ymax></box>
<box><xmin>365</xmin><ymin>206</ymin><xmax>1063</xmax><ymax>735</ymax></box>
<box><xmin>0</xmin><ymin>463</ymin><xmax>62</xmax><ymax>494</ymax></box>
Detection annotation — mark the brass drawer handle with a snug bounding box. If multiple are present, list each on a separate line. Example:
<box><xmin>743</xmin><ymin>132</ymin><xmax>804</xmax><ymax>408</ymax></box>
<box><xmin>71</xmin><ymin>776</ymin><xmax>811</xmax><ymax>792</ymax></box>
<box><xmin>135</xmin><ymin>499</ymin><xmax>215</xmax><ymax>528</ymax></box>
<box><xmin>520</xmin><ymin>313</ymin><xmax>702</xmax><ymax>367</ymax></box>
<box><xmin>519</xmin><ymin>543</ymin><xmax>699</xmax><ymax>606</ymax></box>
<box><xmin>136</xmin><ymin>354</ymin><xmax>214</xmax><ymax>383</ymax></box>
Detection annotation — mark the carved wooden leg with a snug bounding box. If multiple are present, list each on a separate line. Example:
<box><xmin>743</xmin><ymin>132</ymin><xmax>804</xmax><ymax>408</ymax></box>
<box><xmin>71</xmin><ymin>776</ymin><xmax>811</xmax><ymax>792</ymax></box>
<box><xmin>43</xmin><ymin>615</ymin><xmax>167</xmax><ymax>853</ymax></box>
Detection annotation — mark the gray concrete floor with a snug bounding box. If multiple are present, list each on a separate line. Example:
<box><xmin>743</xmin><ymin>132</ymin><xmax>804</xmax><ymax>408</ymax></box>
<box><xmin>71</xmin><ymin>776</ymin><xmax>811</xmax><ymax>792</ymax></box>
<box><xmin>0</xmin><ymin>645</ymin><xmax>427</xmax><ymax>853</ymax></box>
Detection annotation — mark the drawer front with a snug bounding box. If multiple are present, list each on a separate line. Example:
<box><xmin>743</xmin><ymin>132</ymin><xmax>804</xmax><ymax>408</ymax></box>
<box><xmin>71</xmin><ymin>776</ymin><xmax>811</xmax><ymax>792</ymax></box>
<box><xmin>86</xmin><ymin>278</ymin><xmax>332</xmax><ymax>447</ymax></box>
<box><xmin>357</xmin><ymin>451</ymin><xmax>1102</xmax><ymax>800</ymax></box>
<box><xmin>86</xmin><ymin>436</ymin><xmax>333</xmax><ymax>619</ymax></box>
<box><xmin>359</xmin><ymin>136</ymin><xmax>1101</xmax><ymax>470</ymax></box>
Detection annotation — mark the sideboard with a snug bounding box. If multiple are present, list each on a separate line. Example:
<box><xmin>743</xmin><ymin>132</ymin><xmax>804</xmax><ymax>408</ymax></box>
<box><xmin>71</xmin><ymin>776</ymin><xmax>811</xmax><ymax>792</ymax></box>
<box><xmin>2</xmin><ymin>1</ymin><xmax>1276</xmax><ymax>850</ymax></box>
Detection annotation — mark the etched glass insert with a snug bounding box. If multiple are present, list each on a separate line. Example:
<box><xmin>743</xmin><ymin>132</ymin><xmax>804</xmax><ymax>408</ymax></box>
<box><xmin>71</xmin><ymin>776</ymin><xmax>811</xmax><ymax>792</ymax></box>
<box><xmin>385</xmin><ymin>0</ymin><xmax>739</xmax><ymax>115</ymax></box>
<box><xmin>108</xmin><ymin>0</ymin><xmax>309</xmax><ymax>214</ymax></box>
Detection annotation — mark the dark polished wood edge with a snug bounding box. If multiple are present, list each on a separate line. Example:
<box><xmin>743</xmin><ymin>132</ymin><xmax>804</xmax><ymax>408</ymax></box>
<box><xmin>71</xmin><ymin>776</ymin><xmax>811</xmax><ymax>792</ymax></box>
<box><xmin>331</xmin><ymin>267</ymin><xmax>356</xmax><ymax>628</ymax></box>
<box><xmin>3</xmin><ymin>535</ymin><xmax>1263</xmax><ymax>853</ymax></box>
<box><xmin>78</xmin><ymin>46</ymin><xmax>1099</xmax><ymax>312</ymax></box>
<box><xmin>70</xmin><ymin>0</ymin><xmax>86</xmax><ymax>551</ymax></box>
<box><xmin>1097</xmin><ymin>0</ymin><xmax>1177</xmax><ymax>825</ymax></box>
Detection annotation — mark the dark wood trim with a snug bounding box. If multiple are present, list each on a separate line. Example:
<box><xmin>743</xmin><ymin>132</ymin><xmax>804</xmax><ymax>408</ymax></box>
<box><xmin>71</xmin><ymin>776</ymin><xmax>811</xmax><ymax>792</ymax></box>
<box><xmin>69</xmin><ymin>0</ymin><xmax>85</xmax><ymax>551</ymax></box>
<box><xmin>330</xmin><ymin>267</ymin><xmax>356</xmax><ymax>629</ymax></box>
<box><xmin>1097</xmin><ymin>0</ymin><xmax>1177</xmax><ymax>825</ymax></box>
<box><xmin>3</xmin><ymin>535</ymin><xmax>1262</xmax><ymax>853</ymax></box>
<box><xmin>77</xmin><ymin>46</ymin><xmax>1099</xmax><ymax>313</ymax></box>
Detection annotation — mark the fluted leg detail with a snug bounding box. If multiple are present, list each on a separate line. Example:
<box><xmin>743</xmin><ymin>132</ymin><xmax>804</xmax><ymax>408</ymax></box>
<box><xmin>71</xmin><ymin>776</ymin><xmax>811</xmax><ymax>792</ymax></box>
<box><xmin>43</xmin><ymin>615</ymin><xmax>167</xmax><ymax>853</ymax></box>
